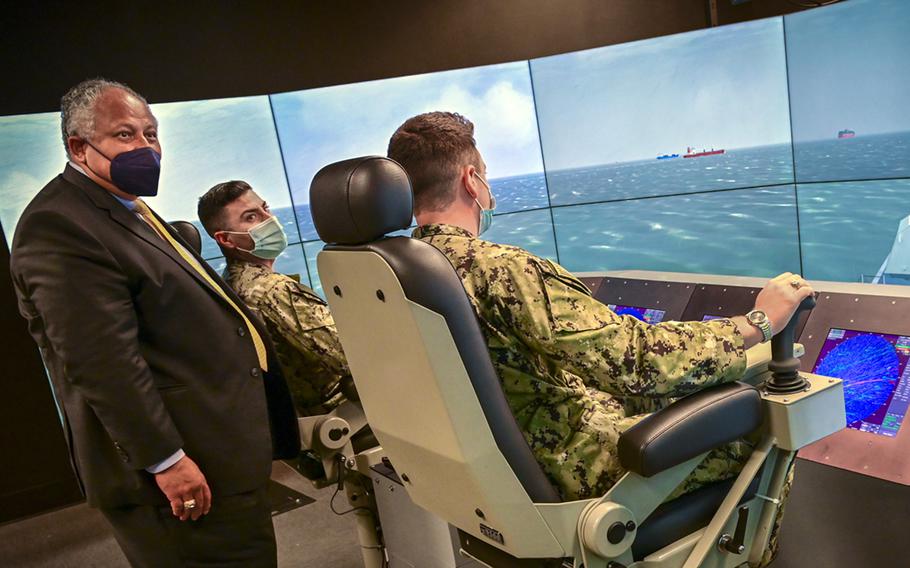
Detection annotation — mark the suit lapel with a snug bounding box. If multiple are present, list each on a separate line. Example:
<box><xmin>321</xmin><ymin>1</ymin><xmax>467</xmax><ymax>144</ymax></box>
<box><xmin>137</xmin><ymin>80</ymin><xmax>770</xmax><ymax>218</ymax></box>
<box><xmin>62</xmin><ymin>165</ymin><xmax>236</xmax><ymax>308</ymax></box>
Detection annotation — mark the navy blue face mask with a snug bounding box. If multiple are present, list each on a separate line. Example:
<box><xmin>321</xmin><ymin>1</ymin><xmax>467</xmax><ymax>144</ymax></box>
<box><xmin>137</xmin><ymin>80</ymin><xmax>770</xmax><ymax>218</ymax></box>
<box><xmin>84</xmin><ymin>142</ymin><xmax>162</xmax><ymax>197</ymax></box>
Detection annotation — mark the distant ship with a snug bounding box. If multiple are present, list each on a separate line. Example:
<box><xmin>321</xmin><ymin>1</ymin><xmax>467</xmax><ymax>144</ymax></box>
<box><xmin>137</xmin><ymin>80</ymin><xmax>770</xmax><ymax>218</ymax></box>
<box><xmin>838</xmin><ymin>129</ymin><xmax>856</xmax><ymax>139</ymax></box>
<box><xmin>683</xmin><ymin>146</ymin><xmax>725</xmax><ymax>158</ymax></box>
<box><xmin>656</xmin><ymin>153</ymin><xmax>680</xmax><ymax>160</ymax></box>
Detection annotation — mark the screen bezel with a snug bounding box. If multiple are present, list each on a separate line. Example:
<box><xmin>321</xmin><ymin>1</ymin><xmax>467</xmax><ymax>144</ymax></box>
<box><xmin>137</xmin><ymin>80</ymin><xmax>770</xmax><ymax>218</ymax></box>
<box><xmin>594</xmin><ymin>277</ymin><xmax>694</xmax><ymax>321</ymax></box>
<box><xmin>797</xmin><ymin>292</ymin><xmax>910</xmax><ymax>486</ymax></box>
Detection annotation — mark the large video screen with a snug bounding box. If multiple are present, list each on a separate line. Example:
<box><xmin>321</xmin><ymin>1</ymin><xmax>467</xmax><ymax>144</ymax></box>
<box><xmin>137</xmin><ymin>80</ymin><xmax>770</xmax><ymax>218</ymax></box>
<box><xmin>2</xmin><ymin>1</ymin><xmax>907</xmax><ymax>294</ymax></box>
<box><xmin>787</xmin><ymin>0</ymin><xmax>910</xmax><ymax>183</ymax></box>
<box><xmin>530</xmin><ymin>17</ymin><xmax>793</xmax><ymax>206</ymax></box>
<box><xmin>813</xmin><ymin>328</ymin><xmax>910</xmax><ymax>437</ymax></box>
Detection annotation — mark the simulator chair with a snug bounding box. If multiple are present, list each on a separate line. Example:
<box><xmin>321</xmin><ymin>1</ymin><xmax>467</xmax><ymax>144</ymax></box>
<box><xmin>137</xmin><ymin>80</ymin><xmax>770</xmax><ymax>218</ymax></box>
<box><xmin>305</xmin><ymin>156</ymin><xmax>846</xmax><ymax>568</ymax></box>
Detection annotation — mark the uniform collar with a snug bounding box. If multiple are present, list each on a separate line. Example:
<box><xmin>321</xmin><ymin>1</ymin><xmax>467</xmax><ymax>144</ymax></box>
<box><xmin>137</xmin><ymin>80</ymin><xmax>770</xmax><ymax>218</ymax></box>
<box><xmin>226</xmin><ymin>258</ymin><xmax>271</xmax><ymax>280</ymax></box>
<box><xmin>412</xmin><ymin>223</ymin><xmax>474</xmax><ymax>239</ymax></box>
<box><xmin>225</xmin><ymin>258</ymin><xmax>302</xmax><ymax>286</ymax></box>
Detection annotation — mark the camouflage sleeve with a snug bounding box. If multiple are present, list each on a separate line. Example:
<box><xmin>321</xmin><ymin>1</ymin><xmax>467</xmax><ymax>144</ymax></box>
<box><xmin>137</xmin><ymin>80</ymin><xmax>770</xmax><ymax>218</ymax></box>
<box><xmin>494</xmin><ymin>257</ymin><xmax>746</xmax><ymax>399</ymax></box>
<box><xmin>257</xmin><ymin>280</ymin><xmax>352</xmax><ymax>382</ymax></box>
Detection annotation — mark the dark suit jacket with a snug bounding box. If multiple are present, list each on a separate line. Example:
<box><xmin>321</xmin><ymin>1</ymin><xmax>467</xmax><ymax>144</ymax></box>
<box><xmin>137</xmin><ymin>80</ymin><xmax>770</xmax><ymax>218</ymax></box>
<box><xmin>9</xmin><ymin>165</ymin><xmax>300</xmax><ymax>508</ymax></box>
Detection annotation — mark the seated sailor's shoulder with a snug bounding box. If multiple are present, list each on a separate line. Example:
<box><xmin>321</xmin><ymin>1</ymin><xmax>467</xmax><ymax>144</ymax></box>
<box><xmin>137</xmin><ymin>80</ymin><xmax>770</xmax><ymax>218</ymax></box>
<box><xmin>534</xmin><ymin>257</ymin><xmax>593</xmax><ymax>296</ymax></box>
<box><xmin>224</xmin><ymin>260</ymin><xmax>291</xmax><ymax>300</ymax></box>
<box><xmin>460</xmin><ymin>242</ymin><xmax>566</xmax><ymax>302</ymax></box>
<box><xmin>413</xmin><ymin>223</ymin><xmax>539</xmax><ymax>273</ymax></box>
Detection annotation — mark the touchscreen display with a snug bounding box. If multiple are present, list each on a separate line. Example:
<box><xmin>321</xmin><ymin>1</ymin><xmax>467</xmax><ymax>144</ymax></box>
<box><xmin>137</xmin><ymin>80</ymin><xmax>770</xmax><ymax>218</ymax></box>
<box><xmin>607</xmin><ymin>304</ymin><xmax>667</xmax><ymax>324</ymax></box>
<box><xmin>812</xmin><ymin>328</ymin><xmax>910</xmax><ymax>437</ymax></box>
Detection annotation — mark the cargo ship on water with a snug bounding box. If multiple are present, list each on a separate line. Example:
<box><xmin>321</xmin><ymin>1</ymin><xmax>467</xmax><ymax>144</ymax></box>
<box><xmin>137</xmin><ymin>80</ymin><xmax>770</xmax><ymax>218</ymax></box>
<box><xmin>656</xmin><ymin>153</ymin><xmax>679</xmax><ymax>160</ymax></box>
<box><xmin>838</xmin><ymin>129</ymin><xmax>856</xmax><ymax>139</ymax></box>
<box><xmin>683</xmin><ymin>146</ymin><xmax>725</xmax><ymax>158</ymax></box>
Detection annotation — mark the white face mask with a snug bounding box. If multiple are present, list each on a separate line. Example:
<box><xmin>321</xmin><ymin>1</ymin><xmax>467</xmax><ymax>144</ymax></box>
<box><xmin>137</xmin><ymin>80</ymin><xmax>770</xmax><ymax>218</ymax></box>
<box><xmin>473</xmin><ymin>171</ymin><xmax>496</xmax><ymax>236</ymax></box>
<box><xmin>222</xmin><ymin>216</ymin><xmax>288</xmax><ymax>260</ymax></box>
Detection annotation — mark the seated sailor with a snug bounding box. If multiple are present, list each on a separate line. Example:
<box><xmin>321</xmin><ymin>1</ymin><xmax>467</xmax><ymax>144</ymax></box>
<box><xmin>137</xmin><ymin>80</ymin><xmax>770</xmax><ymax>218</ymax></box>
<box><xmin>387</xmin><ymin>112</ymin><xmax>813</xmax><ymax>564</ymax></box>
<box><xmin>198</xmin><ymin>180</ymin><xmax>356</xmax><ymax>415</ymax></box>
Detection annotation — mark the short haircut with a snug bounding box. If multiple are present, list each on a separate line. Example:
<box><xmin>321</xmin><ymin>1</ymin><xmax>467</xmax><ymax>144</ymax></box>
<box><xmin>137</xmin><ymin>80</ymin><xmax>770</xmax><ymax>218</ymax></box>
<box><xmin>197</xmin><ymin>180</ymin><xmax>253</xmax><ymax>237</ymax></box>
<box><xmin>60</xmin><ymin>78</ymin><xmax>151</xmax><ymax>159</ymax></box>
<box><xmin>387</xmin><ymin>112</ymin><xmax>480</xmax><ymax>213</ymax></box>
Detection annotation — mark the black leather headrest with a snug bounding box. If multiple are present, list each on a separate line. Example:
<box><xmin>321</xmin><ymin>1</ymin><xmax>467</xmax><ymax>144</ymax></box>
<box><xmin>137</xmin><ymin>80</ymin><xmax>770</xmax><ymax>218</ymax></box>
<box><xmin>170</xmin><ymin>220</ymin><xmax>202</xmax><ymax>255</ymax></box>
<box><xmin>310</xmin><ymin>156</ymin><xmax>413</xmax><ymax>245</ymax></box>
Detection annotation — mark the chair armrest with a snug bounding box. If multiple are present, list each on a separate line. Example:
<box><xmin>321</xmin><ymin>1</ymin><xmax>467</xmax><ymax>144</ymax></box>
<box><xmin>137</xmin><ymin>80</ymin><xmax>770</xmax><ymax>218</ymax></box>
<box><xmin>618</xmin><ymin>382</ymin><xmax>761</xmax><ymax>477</ymax></box>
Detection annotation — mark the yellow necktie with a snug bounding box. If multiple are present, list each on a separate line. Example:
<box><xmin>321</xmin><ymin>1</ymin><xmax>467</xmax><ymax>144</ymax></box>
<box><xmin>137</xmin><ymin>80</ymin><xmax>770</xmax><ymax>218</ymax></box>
<box><xmin>133</xmin><ymin>199</ymin><xmax>268</xmax><ymax>372</ymax></box>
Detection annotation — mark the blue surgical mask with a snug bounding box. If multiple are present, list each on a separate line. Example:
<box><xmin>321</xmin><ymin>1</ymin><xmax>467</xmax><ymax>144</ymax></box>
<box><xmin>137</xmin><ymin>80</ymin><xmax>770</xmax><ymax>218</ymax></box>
<box><xmin>224</xmin><ymin>216</ymin><xmax>288</xmax><ymax>260</ymax></box>
<box><xmin>85</xmin><ymin>142</ymin><xmax>161</xmax><ymax>197</ymax></box>
<box><xmin>473</xmin><ymin>171</ymin><xmax>496</xmax><ymax>236</ymax></box>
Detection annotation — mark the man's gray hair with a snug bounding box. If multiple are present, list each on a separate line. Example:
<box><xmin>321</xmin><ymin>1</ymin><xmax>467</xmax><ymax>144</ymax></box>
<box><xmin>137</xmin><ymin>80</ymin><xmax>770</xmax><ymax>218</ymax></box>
<box><xmin>60</xmin><ymin>78</ymin><xmax>151</xmax><ymax>158</ymax></box>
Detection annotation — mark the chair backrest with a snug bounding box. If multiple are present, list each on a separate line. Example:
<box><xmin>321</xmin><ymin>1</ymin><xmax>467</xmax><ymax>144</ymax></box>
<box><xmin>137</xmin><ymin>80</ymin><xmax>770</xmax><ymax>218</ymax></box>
<box><xmin>310</xmin><ymin>157</ymin><xmax>566</xmax><ymax>557</ymax></box>
<box><xmin>169</xmin><ymin>220</ymin><xmax>202</xmax><ymax>255</ymax></box>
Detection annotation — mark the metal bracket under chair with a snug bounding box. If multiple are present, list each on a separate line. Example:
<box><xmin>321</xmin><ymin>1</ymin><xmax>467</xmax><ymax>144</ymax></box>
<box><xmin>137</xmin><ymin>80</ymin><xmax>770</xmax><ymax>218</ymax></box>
<box><xmin>680</xmin><ymin>436</ymin><xmax>774</xmax><ymax>568</ymax></box>
<box><xmin>297</xmin><ymin>402</ymin><xmax>386</xmax><ymax>568</ymax></box>
<box><xmin>576</xmin><ymin>452</ymin><xmax>710</xmax><ymax>568</ymax></box>
<box><xmin>298</xmin><ymin>401</ymin><xmax>372</xmax><ymax>486</ymax></box>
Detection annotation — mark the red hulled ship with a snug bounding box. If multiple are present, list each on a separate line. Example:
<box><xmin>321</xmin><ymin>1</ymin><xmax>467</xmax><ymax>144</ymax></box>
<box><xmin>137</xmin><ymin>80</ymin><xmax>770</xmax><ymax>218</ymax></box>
<box><xmin>683</xmin><ymin>146</ymin><xmax>725</xmax><ymax>158</ymax></box>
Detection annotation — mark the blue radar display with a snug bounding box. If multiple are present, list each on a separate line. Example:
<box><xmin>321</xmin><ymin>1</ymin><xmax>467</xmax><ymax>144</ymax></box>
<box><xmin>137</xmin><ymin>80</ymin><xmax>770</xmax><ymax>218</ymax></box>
<box><xmin>812</xmin><ymin>329</ymin><xmax>910</xmax><ymax>437</ymax></box>
<box><xmin>607</xmin><ymin>304</ymin><xmax>667</xmax><ymax>324</ymax></box>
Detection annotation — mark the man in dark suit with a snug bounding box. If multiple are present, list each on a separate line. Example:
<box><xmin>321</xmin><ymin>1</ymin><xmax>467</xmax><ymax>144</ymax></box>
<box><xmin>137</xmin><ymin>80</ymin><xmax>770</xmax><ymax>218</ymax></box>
<box><xmin>9</xmin><ymin>78</ymin><xmax>299</xmax><ymax>567</ymax></box>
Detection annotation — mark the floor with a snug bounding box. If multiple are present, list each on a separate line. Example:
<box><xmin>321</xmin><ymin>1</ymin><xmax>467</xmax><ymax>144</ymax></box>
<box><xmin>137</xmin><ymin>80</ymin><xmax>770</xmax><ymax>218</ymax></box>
<box><xmin>0</xmin><ymin>462</ymin><xmax>364</xmax><ymax>567</ymax></box>
<box><xmin>3</xmin><ymin>458</ymin><xmax>908</xmax><ymax>567</ymax></box>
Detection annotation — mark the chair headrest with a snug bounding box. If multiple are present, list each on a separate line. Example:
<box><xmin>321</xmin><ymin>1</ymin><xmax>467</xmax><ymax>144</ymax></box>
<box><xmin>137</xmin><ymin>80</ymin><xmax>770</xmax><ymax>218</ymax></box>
<box><xmin>310</xmin><ymin>156</ymin><xmax>413</xmax><ymax>245</ymax></box>
<box><xmin>170</xmin><ymin>220</ymin><xmax>202</xmax><ymax>255</ymax></box>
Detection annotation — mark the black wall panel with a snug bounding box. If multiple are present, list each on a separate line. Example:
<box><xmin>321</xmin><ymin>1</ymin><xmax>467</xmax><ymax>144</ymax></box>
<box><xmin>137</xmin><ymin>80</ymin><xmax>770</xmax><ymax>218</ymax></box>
<box><xmin>0</xmin><ymin>221</ymin><xmax>83</xmax><ymax>524</ymax></box>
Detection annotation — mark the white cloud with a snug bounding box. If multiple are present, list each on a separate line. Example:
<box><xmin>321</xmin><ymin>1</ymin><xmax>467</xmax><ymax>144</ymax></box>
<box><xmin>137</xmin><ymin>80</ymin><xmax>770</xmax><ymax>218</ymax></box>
<box><xmin>423</xmin><ymin>80</ymin><xmax>540</xmax><ymax>176</ymax></box>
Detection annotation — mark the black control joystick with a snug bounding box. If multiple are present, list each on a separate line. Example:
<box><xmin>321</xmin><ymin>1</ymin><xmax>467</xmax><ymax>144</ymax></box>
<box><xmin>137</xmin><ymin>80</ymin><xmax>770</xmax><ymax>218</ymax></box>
<box><xmin>765</xmin><ymin>294</ymin><xmax>817</xmax><ymax>395</ymax></box>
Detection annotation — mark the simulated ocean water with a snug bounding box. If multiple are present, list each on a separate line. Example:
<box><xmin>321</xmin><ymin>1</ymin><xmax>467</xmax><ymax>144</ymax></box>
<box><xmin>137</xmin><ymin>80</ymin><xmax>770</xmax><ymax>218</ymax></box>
<box><xmin>553</xmin><ymin>185</ymin><xmax>801</xmax><ymax>276</ymax></box>
<box><xmin>546</xmin><ymin>144</ymin><xmax>794</xmax><ymax>205</ymax></box>
<box><xmin>794</xmin><ymin>131</ymin><xmax>910</xmax><ymax>183</ymax></box>
<box><xmin>798</xmin><ymin>179</ymin><xmax>910</xmax><ymax>283</ymax></box>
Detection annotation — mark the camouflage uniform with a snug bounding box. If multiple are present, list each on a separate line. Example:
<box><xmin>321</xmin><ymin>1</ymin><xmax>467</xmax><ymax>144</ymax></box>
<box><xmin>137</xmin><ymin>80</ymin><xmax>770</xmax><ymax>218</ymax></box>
<box><xmin>413</xmin><ymin>224</ymin><xmax>752</xmax><ymax>502</ymax></box>
<box><xmin>225</xmin><ymin>259</ymin><xmax>352</xmax><ymax>416</ymax></box>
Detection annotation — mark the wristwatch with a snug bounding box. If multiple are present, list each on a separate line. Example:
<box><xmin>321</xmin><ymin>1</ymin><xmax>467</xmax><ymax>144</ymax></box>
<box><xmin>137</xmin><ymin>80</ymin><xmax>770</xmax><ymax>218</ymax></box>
<box><xmin>745</xmin><ymin>310</ymin><xmax>773</xmax><ymax>343</ymax></box>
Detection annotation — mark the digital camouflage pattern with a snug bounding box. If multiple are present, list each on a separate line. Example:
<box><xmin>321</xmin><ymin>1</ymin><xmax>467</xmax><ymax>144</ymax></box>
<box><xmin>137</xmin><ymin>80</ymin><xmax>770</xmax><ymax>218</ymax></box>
<box><xmin>413</xmin><ymin>223</ymin><xmax>752</xmax><ymax>502</ymax></box>
<box><xmin>225</xmin><ymin>260</ymin><xmax>353</xmax><ymax>416</ymax></box>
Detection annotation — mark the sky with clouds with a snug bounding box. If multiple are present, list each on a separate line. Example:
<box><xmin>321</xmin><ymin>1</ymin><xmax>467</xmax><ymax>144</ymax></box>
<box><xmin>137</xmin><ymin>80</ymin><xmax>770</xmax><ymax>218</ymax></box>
<box><xmin>531</xmin><ymin>17</ymin><xmax>792</xmax><ymax>169</ymax></box>
<box><xmin>0</xmin><ymin>112</ymin><xmax>66</xmax><ymax>244</ymax></box>
<box><xmin>786</xmin><ymin>0</ymin><xmax>910</xmax><ymax>142</ymax></box>
<box><xmin>144</xmin><ymin>96</ymin><xmax>293</xmax><ymax>230</ymax></box>
<box><xmin>270</xmin><ymin>61</ymin><xmax>544</xmax><ymax>205</ymax></box>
